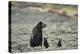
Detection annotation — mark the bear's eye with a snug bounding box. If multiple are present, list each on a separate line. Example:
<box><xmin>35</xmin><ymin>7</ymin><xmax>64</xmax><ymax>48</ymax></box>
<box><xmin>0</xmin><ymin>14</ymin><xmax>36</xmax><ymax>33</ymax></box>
<box><xmin>42</xmin><ymin>23</ymin><xmax>47</xmax><ymax>28</ymax></box>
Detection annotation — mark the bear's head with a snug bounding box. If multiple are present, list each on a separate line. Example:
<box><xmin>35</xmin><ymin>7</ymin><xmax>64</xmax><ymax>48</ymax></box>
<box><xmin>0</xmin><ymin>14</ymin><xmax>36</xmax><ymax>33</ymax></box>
<box><xmin>36</xmin><ymin>21</ymin><xmax>47</xmax><ymax>29</ymax></box>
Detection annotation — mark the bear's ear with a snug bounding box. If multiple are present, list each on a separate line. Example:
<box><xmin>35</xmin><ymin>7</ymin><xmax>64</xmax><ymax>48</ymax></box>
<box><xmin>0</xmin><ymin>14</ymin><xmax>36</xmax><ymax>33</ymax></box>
<box><xmin>38</xmin><ymin>21</ymin><xmax>42</xmax><ymax>25</ymax></box>
<box><xmin>36</xmin><ymin>21</ymin><xmax>42</xmax><ymax>28</ymax></box>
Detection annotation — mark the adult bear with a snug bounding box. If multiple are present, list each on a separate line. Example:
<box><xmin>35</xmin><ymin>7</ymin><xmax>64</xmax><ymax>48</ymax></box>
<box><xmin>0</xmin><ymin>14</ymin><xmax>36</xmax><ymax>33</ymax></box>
<box><xmin>30</xmin><ymin>21</ymin><xmax>49</xmax><ymax>48</ymax></box>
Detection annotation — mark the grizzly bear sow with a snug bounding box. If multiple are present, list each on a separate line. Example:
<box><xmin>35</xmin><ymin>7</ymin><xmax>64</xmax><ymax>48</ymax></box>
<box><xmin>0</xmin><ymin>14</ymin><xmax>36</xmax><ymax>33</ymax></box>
<box><xmin>30</xmin><ymin>21</ymin><xmax>49</xmax><ymax>48</ymax></box>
